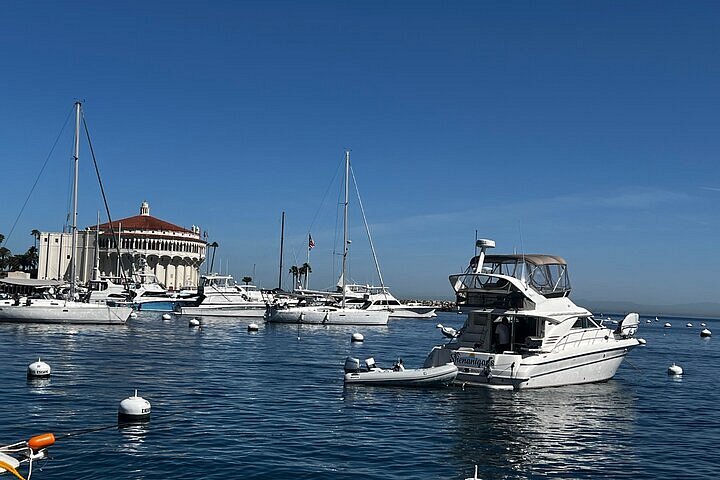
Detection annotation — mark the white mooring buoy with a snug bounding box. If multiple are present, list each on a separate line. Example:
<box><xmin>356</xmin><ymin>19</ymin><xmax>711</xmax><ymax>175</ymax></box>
<box><xmin>700</xmin><ymin>328</ymin><xmax>712</xmax><ymax>338</ymax></box>
<box><xmin>130</xmin><ymin>312</ymin><xmax>138</xmax><ymax>319</ymax></box>
<box><xmin>686</xmin><ymin>323</ymin><xmax>693</xmax><ymax>328</ymax></box>
<box><xmin>351</xmin><ymin>332</ymin><xmax>364</xmax><ymax>343</ymax></box>
<box><xmin>27</xmin><ymin>358</ymin><xmax>51</xmax><ymax>378</ymax></box>
<box><xmin>161</xmin><ymin>313</ymin><xmax>172</xmax><ymax>321</ymax></box>
<box><xmin>247</xmin><ymin>323</ymin><xmax>259</xmax><ymax>332</ymax></box>
<box><xmin>664</xmin><ymin>322</ymin><xmax>672</xmax><ymax>328</ymax></box>
<box><xmin>700</xmin><ymin>322</ymin><xmax>707</xmax><ymax>327</ymax></box>
<box><xmin>638</xmin><ymin>338</ymin><xmax>647</xmax><ymax>345</ymax></box>
<box><xmin>189</xmin><ymin>318</ymin><xmax>201</xmax><ymax>328</ymax></box>
<box><xmin>667</xmin><ymin>363</ymin><xmax>683</xmax><ymax>375</ymax></box>
<box><xmin>118</xmin><ymin>389</ymin><xmax>151</xmax><ymax>423</ymax></box>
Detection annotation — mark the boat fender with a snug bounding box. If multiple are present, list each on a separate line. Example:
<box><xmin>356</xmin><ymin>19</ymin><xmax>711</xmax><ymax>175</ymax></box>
<box><xmin>344</xmin><ymin>356</ymin><xmax>361</xmax><ymax>373</ymax></box>
<box><xmin>28</xmin><ymin>433</ymin><xmax>55</xmax><ymax>451</ymax></box>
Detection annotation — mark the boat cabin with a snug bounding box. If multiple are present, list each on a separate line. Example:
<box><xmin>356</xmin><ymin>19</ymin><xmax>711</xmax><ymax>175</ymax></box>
<box><xmin>450</xmin><ymin>254</ymin><xmax>571</xmax><ymax>310</ymax></box>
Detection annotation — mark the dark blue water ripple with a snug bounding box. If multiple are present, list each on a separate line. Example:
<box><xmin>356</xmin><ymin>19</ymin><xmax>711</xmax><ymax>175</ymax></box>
<box><xmin>1</xmin><ymin>313</ymin><xmax>717</xmax><ymax>479</ymax></box>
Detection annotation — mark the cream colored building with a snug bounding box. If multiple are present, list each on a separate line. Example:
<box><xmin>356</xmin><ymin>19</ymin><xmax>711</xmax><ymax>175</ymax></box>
<box><xmin>38</xmin><ymin>202</ymin><xmax>206</xmax><ymax>290</ymax></box>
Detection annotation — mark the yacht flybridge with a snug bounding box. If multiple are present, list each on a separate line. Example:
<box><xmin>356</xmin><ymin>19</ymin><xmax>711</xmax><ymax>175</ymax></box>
<box><xmin>423</xmin><ymin>238</ymin><xmax>640</xmax><ymax>389</ymax></box>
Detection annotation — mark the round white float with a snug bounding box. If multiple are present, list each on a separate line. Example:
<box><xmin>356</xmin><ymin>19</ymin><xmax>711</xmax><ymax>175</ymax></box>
<box><xmin>638</xmin><ymin>338</ymin><xmax>647</xmax><ymax>345</ymax></box>
<box><xmin>247</xmin><ymin>323</ymin><xmax>259</xmax><ymax>332</ymax></box>
<box><xmin>700</xmin><ymin>322</ymin><xmax>707</xmax><ymax>327</ymax></box>
<box><xmin>664</xmin><ymin>322</ymin><xmax>672</xmax><ymax>328</ymax></box>
<box><xmin>161</xmin><ymin>313</ymin><xmax>172</xmax><ymax>321</ymax></box>
<box><xmin>129</xmin><ymin>312</ymin><xmax>138</xmax><ymax>319</ymax></box>
<box><xmin>686</xmin><ymin>323</ymin><xmax>693</xmax><ymax>328</ymax></box>
<box><xmin>351</xmin><ymin>332</ymin><xmax>364</xmax><ymax>342</ymax></box>
<box><xmin>118</xmin><ymin>389</ymin><xmax>151</xmax><ymax>423</ymax></box>
<box><xmin>189</xmin><ymin>318</ymin><xmax>201</xmax><ymax>328</ymax></box>
<box><xmin>700</xmin><ymin>328</ymin><xmax>712</xmax><ymax>338</ymax></box>
<box><xmin>27</xmin><ymin>358</ymin><xmax>51</xmax><ymax>378</ymax></box>
<box><xmin>667</xmin><ymin>363</ymin><xmax>683</xmax><ymax>375</ymax></box>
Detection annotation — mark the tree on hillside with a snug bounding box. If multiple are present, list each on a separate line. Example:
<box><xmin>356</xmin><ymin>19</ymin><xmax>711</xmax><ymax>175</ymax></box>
<box><xmin>0</xmin><ymin>246</ymin><xmax>11</xmax><ymax>271</ymax></box>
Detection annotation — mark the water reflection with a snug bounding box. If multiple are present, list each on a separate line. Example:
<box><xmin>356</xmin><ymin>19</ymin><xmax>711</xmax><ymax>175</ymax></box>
<box><xmin>449</xmin><ymin>381</ymin><xmax>638</xmax><ymax>479</ymax></box>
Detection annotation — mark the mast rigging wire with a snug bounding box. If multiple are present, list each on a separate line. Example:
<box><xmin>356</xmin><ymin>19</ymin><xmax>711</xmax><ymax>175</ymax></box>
<box><xmin>2</xmin><ymin>106</ymin><xmax>74</xmax><ymax>247</ymax></box>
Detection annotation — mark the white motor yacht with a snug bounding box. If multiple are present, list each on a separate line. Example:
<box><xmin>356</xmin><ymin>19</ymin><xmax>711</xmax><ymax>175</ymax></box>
<box><xmin>340</xmin><ymin>284</ymin><xmax>436</xmax><ymax>318</ymax></box>
<box><xmin>423</xmin><ymin>238</ymin><xmax>640</xmax><ymax>389</ymax></box>
<box><xmin>178</xmin><ymin>274</ymin><xmax>269</xmax><ymax>317</ymax></box>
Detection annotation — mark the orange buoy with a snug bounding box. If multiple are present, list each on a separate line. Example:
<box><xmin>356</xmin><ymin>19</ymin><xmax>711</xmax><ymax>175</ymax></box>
<box><xmin>27</xmin><ymin>433</ymin><xmax>55</xmax><ymax>450</ymax></box>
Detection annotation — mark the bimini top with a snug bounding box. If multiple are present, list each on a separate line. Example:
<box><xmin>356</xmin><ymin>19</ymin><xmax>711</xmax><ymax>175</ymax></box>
<box><xmin>456</xmin><ymin>253</ymin><xmax>571</xmax><ymax>299</ymax></box>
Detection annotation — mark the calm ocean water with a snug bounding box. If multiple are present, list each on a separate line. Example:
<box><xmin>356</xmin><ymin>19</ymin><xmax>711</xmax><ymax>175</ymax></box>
<box><xmin>1</xmin><ymin>311</ymin><xmax>718</xmax><ymax>479</ymax></box>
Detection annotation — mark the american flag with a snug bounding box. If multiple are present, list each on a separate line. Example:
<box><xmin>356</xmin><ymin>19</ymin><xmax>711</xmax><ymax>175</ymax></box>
<box><xmin>308</xmin><ymin>234</ymin><xmax>315</xmax><ymax>250</ymax></box>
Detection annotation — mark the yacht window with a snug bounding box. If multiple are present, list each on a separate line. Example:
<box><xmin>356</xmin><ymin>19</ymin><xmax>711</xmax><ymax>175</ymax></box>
<box><xmin>572</xmin><ymin>317</ymin><xmax>586</xmax><ymax>329</ymax></box>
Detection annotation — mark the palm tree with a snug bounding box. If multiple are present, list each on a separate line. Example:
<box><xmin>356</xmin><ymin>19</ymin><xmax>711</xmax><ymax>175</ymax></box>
<box><xmin>299</xmin><ymin>262</ymin><xmax>312</xmax><ymax>289</ymax></box>
<box><xmin>288</xmin><ymin>265</ymin><xmax>299</xmax><ymax>291</ymax></box>
<box><xmin>208</xmin><ymin>241</ymin><xmax>219</xmax><ymax>273</ymax></box>
<box><xmin>242</xmin><ymin>276</ymin><xmax>252</xmax><ymax>285</ymax></box>
<box><xmin>25</xmin><ymin>246</ymin><xmax>39</xmax><ymax>274</ymax></box>
<box><xmin>31</xmin><ymin>229</ymin><xmax>41</xmax><ymax>249</ymax></box>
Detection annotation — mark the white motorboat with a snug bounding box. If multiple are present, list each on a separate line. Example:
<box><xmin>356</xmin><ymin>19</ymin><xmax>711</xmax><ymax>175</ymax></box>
<box><xmin>266</xmin><ymin>151</ymin><xmax>389</xmax><ymax>326</ymax></box>
<box><xmin>340</xmin><ymin>284</ymin><xmax>437</xmax><ymax>319</ymax></box>
<box><xmin>0</xmin><ymin>103</ymin><xmax>131</xmax><ymax>325</ymax></box>
<box><xmin>178</xmin><ymin>274</ymin><xmax>269</xmax><ymax>317</ymax></box>
<box><xmin>424</xmin><ymin>238</ymin><xmax>640</xmax><ymax>389</ymax></box>
<box><xmin>343</xmin><ymin>357</ymin><xmax>457</xmax><ymax>386</ymax></box>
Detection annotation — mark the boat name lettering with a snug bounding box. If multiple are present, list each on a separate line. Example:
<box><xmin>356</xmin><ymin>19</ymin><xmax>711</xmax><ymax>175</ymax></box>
<box><xmin>451</xmin><ymin>352</ymin><xmax>494</xmax><ymax>368</ymax></box>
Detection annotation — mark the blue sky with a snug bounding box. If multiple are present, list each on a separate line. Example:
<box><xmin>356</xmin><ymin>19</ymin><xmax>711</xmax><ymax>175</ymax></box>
<box><xmin>1</xmin><ymin>1</ymin><xmax>719</xmax><ymax>307</ymax></box>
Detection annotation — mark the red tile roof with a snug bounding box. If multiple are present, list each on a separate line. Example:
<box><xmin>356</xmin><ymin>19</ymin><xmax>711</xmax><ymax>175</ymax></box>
<box><xmin>93</xmin><ymin>215</ymin><xmax>194</xmax><ymax>234</ymax></box>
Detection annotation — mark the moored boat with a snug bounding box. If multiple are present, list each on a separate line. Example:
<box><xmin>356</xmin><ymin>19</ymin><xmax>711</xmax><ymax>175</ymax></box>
<box><xmin>424</xmin><ymin>238</ymin><xmax>640</xmax><ymax>389</ymax></box>
<box><xmin>343</xmin><ymin>357</ymin><xmax>457</xmax><ymax>386</ymax></box>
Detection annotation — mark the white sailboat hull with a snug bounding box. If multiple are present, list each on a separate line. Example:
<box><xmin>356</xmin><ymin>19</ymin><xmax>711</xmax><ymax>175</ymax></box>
<box><xmin>179</xmin><ymin>304</ymin><xmax>267</xmax><ymax>318</ymax></box>
<box><xmin>266</xmin><ymin>307</ymin><xmax>389</xmax><ymax>325</ymax></box>
<box><xmin>0</xmin><ymin>301</ymin><xmax>131</xmax><ymax>325</ymax></box>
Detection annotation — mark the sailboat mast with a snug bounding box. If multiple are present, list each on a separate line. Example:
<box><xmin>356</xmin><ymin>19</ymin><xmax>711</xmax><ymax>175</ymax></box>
<box><xmin>69</xmin><ymin>101</ymin><xmax>81</xmax><ymax>299</ymax></box>
<box><xmin>341</xmin><ymin>150</ymin><xmax>350</xmax><ymax>308</ymax></box>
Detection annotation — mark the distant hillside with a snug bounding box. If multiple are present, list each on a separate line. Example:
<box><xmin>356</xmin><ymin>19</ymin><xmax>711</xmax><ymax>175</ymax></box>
<box><xmin>577</xmin><ymin>299</ymin><xmax>720</xmax><ymax>319</ymax></box>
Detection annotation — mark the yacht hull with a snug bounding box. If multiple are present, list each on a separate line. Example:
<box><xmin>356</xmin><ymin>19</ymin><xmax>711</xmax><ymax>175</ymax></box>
<box><xmin>427</xmin><ymin>339</ymin><xmax>639</xmax><ymax>390</ymax></box>
<box><xmin>267</xmin><ymin>307</ymin><xmax>389</xmax><ymax>325</ymax></box>
<box><xmin>0</xmin><ymin>302</ymin><xmax>131</xmax><ymax>325</ymax></box>
<box><xmin>388</xmin><ymin>307</ymin><xmax>437</xmax><ymax>319</ymax></box>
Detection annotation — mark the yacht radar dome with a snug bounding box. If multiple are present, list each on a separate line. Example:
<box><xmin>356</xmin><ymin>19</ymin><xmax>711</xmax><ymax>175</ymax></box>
<box><xmin>700</xmin><ymin>328</ymin><xmax>712</xmax><ymax>338</ymax></box>
<box><xmin>27</xmin><ymin>358</ymin><xmax>51</xmax><ymax>378</ymax></box>
<box><xmin>118</xmin><ymin>389</ymin><xmax>151</xmax><ymax>424</ymax></box>
<box><xmin>475</xmin><ymin>239</ymin><xmax>496</xmax><ymax>250</ymax></box>
<box><xmin>189</xmin><ymin>318</ymin><xmax>201</xmax><ymax>328</ymax></box>
<box><xmin>247</xmin><ymin>323</ymin><xmax>259</xmax><ymax>332</ymax></box>
<box><xmin>667</xmin><ymin>363</ymin><xmax>683</xmax><ymax>375</ymax></box>
<box><xmin>351</xmin><ymin>333</ymin><xmax>364</xmax><ymax>342</ymax></box>
<box><xmin>162</xmin><ymin>313</ymin><xmax>172</xmax><ymax>321</ymax></box>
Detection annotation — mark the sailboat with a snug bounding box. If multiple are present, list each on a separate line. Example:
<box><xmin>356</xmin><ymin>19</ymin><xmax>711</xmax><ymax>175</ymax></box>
<box><xmin>0</xmin><ymin>102</ymin><xmax>132</xmax><ymax>325</ymax></box>
<box><xmin>266</xmin><ymin>151</ymin><xmax>389</xmax><ymax>326</ymax></box>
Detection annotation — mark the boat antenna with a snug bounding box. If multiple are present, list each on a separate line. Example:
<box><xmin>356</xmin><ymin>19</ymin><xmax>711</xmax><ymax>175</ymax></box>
<box><xmin>350</xmin><ymin>164</ymin><xmax>385</xmax><ymax>289</ymax></box>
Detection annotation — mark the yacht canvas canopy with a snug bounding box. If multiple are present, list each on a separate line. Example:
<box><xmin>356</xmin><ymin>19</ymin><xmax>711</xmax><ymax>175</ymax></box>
<box><xmin>0</xmin><ymin>278</ymin><xmax>66</xmax><ymax>288</ymax></box>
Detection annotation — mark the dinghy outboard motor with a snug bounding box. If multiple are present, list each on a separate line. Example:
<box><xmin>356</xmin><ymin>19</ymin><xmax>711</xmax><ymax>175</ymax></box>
<box><xmin>615</xmin><ymin>313</ymin><xmax>640</xmax><ymax>338</ymax></box>
<box><xmin>344</xmin><ymin>356</ymin><xmax>361</xmax><ymax>373</ymax></box>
